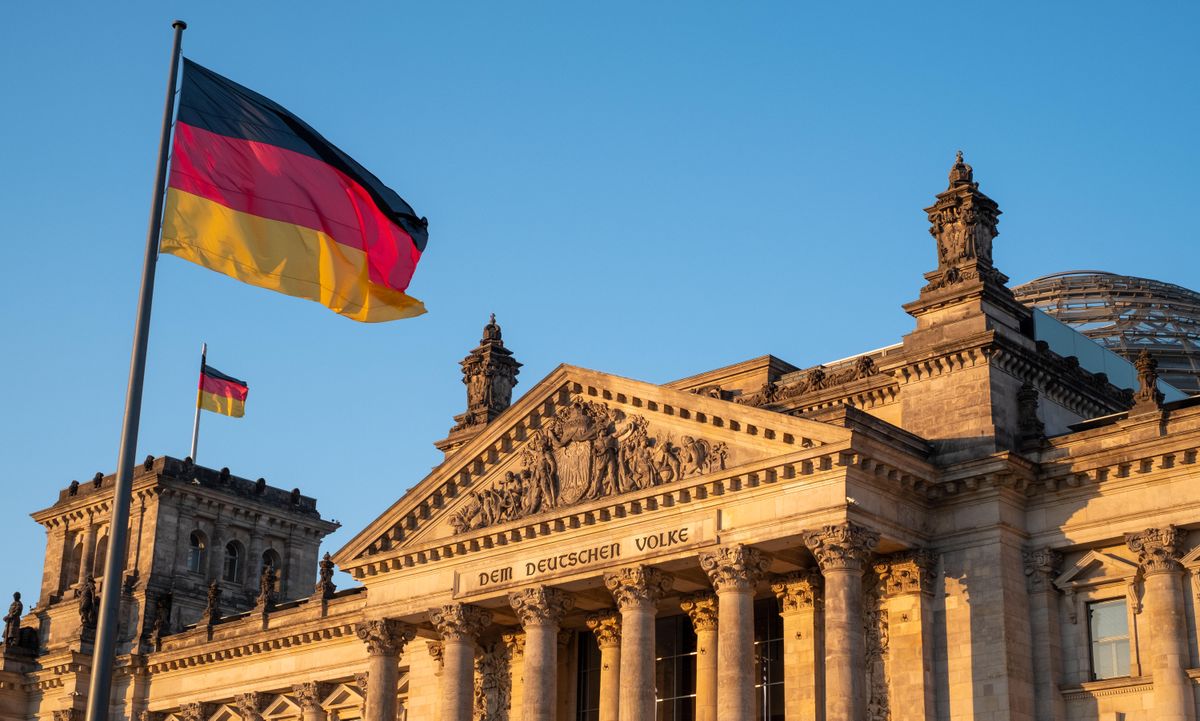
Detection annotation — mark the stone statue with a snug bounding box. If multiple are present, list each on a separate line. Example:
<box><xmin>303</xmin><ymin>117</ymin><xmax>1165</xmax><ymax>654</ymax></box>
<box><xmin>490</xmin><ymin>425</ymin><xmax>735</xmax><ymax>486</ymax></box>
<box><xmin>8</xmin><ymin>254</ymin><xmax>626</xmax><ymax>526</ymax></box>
<box><xmin>315</xmin><ymin>552</ymin><xmax>337</xmax><ymax>599</ymax></box>
<box><xmin>79</xmin><ymin>576</ymin><xmax>98</xmax><ymax>628</ymax></box>
<box><xmin>3</xmin><ymin>592</ymin><xmax>22</xmax><ymax>646</ymax></box>
<box><xmin>201</xmin><ymin>580</ymin><xmax>221</xmax><ymax>623</ymax></box>
<box><xmin>257</xmin><ymin>565</ymin><xmax>277</xmax><ymax>610</ymax></box>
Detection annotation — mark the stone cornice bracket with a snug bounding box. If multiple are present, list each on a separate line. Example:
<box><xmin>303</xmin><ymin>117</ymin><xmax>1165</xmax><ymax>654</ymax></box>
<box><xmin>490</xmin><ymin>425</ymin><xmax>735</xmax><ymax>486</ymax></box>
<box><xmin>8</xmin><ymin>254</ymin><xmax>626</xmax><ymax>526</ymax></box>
<box><xmin>1022</xmin><ymin>547</ymin><xmax>1063</xmax><ymax>593</ymax></box>
<box><xmin>699</xmin><ymin>544</ymin><xmax>773</xmax><ymax>593</ymax></box>
<box><xmin>428</xmin><ymin>603</ymin><xmax>493</xmax><ymax>642</ymax></box>
<box><xmin>770</xmin><ymin>570</ymin><xmax>823</xmax><ymax>612</ymax></box>
<box><xmin>604</xmin><ymin>565</ymin><xmax>674</xmax><ymax>610</ymax></box>
<box><xmin>585</xmin><ymin>610</ymin><xmax>622</xmax><ymax>648</ymax></box>
<box><xmin>803</xmin><ymin>522</ymin><xmax>880</xmax><ymax>573</ymax></box>
<box><xmin>679</xmin><ymin>592</ymin><xmax>719</xmax><ymax>631</ymax></box>
<box><xmin>234</xmin><ymin>693</ymin><xmax>265</xmax><ymax>721</ymax></box>
<box><xmin>501</xmin><ymin>631</ymin><xmax>525</xmax><ymax>660</ymax></box>
<box><xmin>292</xmin><ymin>682</ymin><xmax>331</xmax><ymax>711</ymax></box>
<box><xmin>1126</xmin><ymin>525</ymin><xmax>1187</xmax><ymax>575</ymax></box>
<box><xmin>874</xmin><ymin>550</ymin><xmax>938</xmax><ymax>597</ymax></box>
<box><xmin>508</xmin><ymin>586</ymin><xmax>574</xmax><ymax>627</ymax></box>
<box><xmin>355</xmin><ymin>618</ymin><xmax>417</xmax><ymax>656</ymax></box>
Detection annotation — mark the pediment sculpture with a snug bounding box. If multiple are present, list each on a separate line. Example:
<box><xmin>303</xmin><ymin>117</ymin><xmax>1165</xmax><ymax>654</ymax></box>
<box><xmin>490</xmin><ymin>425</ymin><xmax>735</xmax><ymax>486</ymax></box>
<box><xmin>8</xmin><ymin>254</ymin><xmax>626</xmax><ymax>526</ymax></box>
<box><xmin>449</xmin><ymin>398</ymin><xmax>727</xmax><ymax>533</ymax></box>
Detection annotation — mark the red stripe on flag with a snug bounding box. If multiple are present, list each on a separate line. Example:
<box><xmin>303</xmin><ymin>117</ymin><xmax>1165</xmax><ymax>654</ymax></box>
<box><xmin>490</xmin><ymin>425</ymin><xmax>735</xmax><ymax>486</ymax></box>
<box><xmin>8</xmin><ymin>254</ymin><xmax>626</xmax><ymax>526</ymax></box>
<box><xmin>168</xmin><ymin>122</ymin><xmax>422</xmax><ymax>293</ymax></box>
<box><xmin>200</xmin><ymin>372</ymin><xmax>249</xmax><ymax>401</ymax></box>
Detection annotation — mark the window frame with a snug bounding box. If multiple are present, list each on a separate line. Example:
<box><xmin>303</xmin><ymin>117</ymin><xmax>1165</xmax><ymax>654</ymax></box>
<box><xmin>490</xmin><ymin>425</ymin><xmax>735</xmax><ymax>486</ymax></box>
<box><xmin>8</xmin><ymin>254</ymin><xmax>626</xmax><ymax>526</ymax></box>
<box><xmin>1086</xmin><ymin>597</ymin><xmax>1133</xmax><ymax>681</ymax></box>
<box><xmin>186</xmin><ymin>531</ymin><xmax>207</xmax><ymax>574</ymax></box>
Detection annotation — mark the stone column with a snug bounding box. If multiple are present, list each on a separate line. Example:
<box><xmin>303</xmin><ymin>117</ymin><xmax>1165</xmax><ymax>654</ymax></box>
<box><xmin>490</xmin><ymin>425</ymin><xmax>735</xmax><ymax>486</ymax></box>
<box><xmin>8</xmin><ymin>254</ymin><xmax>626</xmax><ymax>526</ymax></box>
<box><xmin>875</xmin><ymin>551</ymin><xmax>937</xmax><ymax>721</ymax></box>
<box><xmin>502</xmin><ymin>632</ymin><xmax>526</xmax><ymax>721</ymax></box>
<box><xmin>1023</xmin><ymin>547</ymin><xmax>1066</xmax><ymax>721</ymax></box>
<box><xmin>509</xmin><ymin>587</ymin><xmax>573</xmax><ymax>721</ymax></box>
<box><xmin>699</xmin><ymin>544</ymin><xmax>772</xmax><ymax>721</ymax></box>
<box><xmin>770</xmin><ymin>572</ymin><xmax>823</xmax><ymax>721</ymax></box>
<box><xmin>605</xmin><ymin>566</ymin><xmax>673</xmax><ymax>721</ymax></box>
<box><xmin>78</xmin><ymin>517</ymin><xmax>97</xmax><ymax>587</ymax></box>
<box><xmin>293</xmin><ymin>683</ymin><xmax>329</xmax><ymax>721</ymax></box>
<box><xmin>804</xmin><ymin>522</ymin><xmax>879</xmax><ymax>721</ymax></box>
<box><xmin>1126</xmin><ymin>526</ymin><xmax>1196</xmax><ymax>721</ymax></box>
<box><xmin>680</xmin><ymin>593</ymin><xmax>719</xmax><ymax>721</ymax></box>
<box><xmin>356</xmin><ymin>619</ymin><xmax>416</xmax><ymax>721</ymax></box>
<box><xmin>585</xmin><ymin>612</ymin><xmax>621</xmax><ymax>721</ymax></box>
<box><xmin>429</xmin><ymin>604</ymin><xmax>493</xmax><ymax>721</ymax></box>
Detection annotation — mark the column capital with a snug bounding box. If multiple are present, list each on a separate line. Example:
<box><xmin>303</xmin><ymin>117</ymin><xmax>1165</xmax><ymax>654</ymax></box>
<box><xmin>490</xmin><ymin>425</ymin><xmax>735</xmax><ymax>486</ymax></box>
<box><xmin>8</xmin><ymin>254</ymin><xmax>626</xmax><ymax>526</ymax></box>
<box><xmin>353</xmin><ymin>671</ymin><xmax>369</xmax><ymax>697</ymax></box>
<box><xmin>604</xmin><ymin>565</ymin><xmax>674</xmax><ymax>610</ymax></box>
<box><xmin>1022</xmin><ymin>546</ymin><xmax>1063</xmax><ymax>593</ymax></box>
<box><xmin>1126</xmin><ymin>525</ymin><xmax>1187</xmax><ymax>575</ymax></box>
<box><xmin>501</xmin><ymin>631</ymin><xmax>525</xmax><ymax>660</ymax></box>
<box><xmin>233</xmin><ymin>693</ymin><xmax>264</xmax><ymax>721</ymax></box>
<box><xmin>428</xmin><ymin>603</ymin><xmax>492</xmax><ymax>642</ymax></box>
<box><xmin>803</xmin><ymin>521</ymin><xmax>880</xmax><ymax>572</ymax></box>
<box><xmin>291</xmin><ymin>682</ymin><xmax>330</xmax><ymax>712</ymax></box>
<box><xmin>508</xmin><ymin>586</ymin><xmax>574</xmax><ymax>627</ymax></box>
<box><xmin>679</xmin><ymin>592</ymin><xmax>719</xmax><ymax>631</ymax></box>
<box><xmin>355</xmin><ymin>618</ymin><xmax>416</xmax><ymax>656</ymax></box>
<box><xmin>770</xmin><ymin>570</ymin><xmax>822</xmax><ymax>612</ymax></box>
<box><xmin>427</xmin><ymin>640</ymin><xmax>444</xmax><ymax>669</ymax></box>
<box><xmin>874</xmin><ymin>550</ymin><xmax>938</xmax><ymax>597</ymax></box>
<box><xmin>699</xmin><ymin>544</ymin><xmax>772</xmax><ymax>592</ymax></box>
<box><xmin>585</xmin><ymin>610</ymin><xmax>621</xmax><ymax>648</ymax></box>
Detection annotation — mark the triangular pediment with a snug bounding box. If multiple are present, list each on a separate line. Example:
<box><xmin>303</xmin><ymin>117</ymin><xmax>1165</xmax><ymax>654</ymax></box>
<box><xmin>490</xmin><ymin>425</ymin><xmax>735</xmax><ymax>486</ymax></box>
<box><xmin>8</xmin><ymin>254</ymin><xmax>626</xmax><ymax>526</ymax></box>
<box><xmin>335</xmin><ymin>364</ymin><xmax>851</xmax><ymax>572</ymax></box>
<box><xmin>1054</xmin><ymin>550</ymin><xmax>1139</xmax><ymax>590</ymax></box>
<box><xmin>261</xmin><ymin>696</ymin><xmax>301</xmax><ymax>720</ymax></box>
<box><xmin>320</xmin><ymin>683</ymin><xmax>364</xmax><ymax>711</ymax></box>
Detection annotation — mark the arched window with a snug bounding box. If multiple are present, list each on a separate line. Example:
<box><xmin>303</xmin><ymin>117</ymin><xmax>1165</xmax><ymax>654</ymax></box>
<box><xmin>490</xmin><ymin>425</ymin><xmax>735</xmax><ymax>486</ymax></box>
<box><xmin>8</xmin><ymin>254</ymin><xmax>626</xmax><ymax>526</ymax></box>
<box><xmin>186</xmin><ymin>532</ymin><xmax>206</xmax><ymax>574</ymax></box>
<box><xmin>93</xmin><ymin>535</ymin><xmax>109</xmax><ymax>578</ymax></box>
<box><xmin>63</xmin><ymin>540</ymin><xmax>84</xmax><ymax>590</ymax></box>
<box><xmin>261</xmin><ymin>549</ymin><xmax>282</xmax><ymax>591</ymax></box>
<box><xmin>223</xmin><ymin>542</ymin><xmax>242</xmax><ymax>583</ymax></box>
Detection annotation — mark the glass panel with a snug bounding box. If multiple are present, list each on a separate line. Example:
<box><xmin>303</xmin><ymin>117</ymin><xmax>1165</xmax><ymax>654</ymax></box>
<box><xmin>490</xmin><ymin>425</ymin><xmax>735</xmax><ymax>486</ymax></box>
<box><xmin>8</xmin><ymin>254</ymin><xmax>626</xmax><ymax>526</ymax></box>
<box><xmin>1089</xmin><ymin>599</ymin><xmax>1131</xmax><ymax>680</ymax></box>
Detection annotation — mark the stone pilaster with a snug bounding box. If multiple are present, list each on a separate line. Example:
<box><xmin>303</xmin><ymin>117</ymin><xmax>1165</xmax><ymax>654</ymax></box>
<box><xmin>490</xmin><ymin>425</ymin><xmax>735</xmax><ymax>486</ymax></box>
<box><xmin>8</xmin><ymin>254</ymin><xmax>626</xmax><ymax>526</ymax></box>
<box><xmin>78</xmin><ymin>518</ymin><xmax>97</xmax><ymax>587</ymax></box>
<box><xmin>585</xmin><ymin>612</ymin><xmax>621</xmax><ymax>721</ymax></box>
<box><xmin>429</xmin><ymin>604</ymin><xmax>493</xmax><ymax>721</ymax></box>
<box><xmin>1023</xmin><ymin>547</ymin><xmax>1065</xmax><ymax>721</ymax></box>
<box><xmin>356</xmin><ymin>619</ymin><xmax>416</xmax><ymax>721</ymax></box>
<box><xmin>680</xmin><ymin>593</ymin><xmax>719</xmax><ymax>721</ymax></box>
<box><xmin>502</xmin><ymin>632</ymin><xmax>526</xmax><ymax>721</ymax></box>
<box><xmin>292</xmin><ymin>683</ymin><xmax>330</xmax><ymax>721</ymax></box>
<box><xmin>804</xmin><ymin>522</ymin><xmax>879</xmax><ymax>721</ymax></box>
<box><xmin>875</xmin><ymin>551</ymin><xmax>938</xmax><ymax>721</ymax></box>
<box><xmin>770</xmin><ymin>572</ymin><xmax>823</xmax><ymax>721</ymax></box>
<box><xmin>508</xmin><ymin>587</ymin><xmax>573</xmax><ymax>721</ymax></box>
<box><xmin>699</xmin><ymin>544</ymin><xmax>772</xmax><ymax>721</ymax></box>
<box><xmin>1126</xmin><ymin>526</ymin><xmax>1195</xmax><ymax>721</ymax></box>
<box><xmin>208</xmin><ymin>520</ymin><xmax>228</xmax><ymax>581</ymax></box>
<box><xmin>605</xmin><ymin>566</ymin><xmax>673</xmax><ymax>721</ymax></box>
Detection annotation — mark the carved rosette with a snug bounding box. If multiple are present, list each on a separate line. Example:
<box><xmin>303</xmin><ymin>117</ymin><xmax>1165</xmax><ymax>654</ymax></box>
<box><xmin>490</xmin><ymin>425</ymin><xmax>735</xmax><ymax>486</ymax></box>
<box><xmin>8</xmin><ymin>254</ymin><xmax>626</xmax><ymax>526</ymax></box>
<box><xmin>234</xmin><ymin>693</ymin><xmax>265</xmax><ymax>721</ymax></box>
<box><xmin>679</xmin><ymin>593</ymin><xmax>719</xmax><ymax>632</ymax></box>
<box><xmin>355</xmin><ymin>619</ymin><xmax>417</xmax><ymax>656</ymax></box>
<box><xmin>585</xmin><ymin>611</ymin><xmax>622</xmax><ymax>648</ymax></box>
<box><xmin>293</xmin><ymin>682</ymin><xmax>330</xmax><ymax>712</ymax></box>
<box><xmin>874</xmin><ymin>550</ymin><xmax>938</xmax><ymax>597</ymax></box>
<box><xmin>770</xmin><ymin>570</ymin><xmax>822</xmax><ymax>613</ymax></box>
<box><xmin>803</xmin><ymin>522</ymin><xmax>880</xmax><ymax>573</ymax></box>
<box><xmin>429</xmin><ymin>603</ymin><xmax>493</xmax><ymax>643</ymax></box>
<box><xmin>604</xmin><ymin>566</ymin><xmax>674</xmax><ymax>610</ymax></box>
<box><xmin>501</xmin><ymin>632</ymin><xmax>525</xmax><ymax>661</ymax></box>
<box><xmin>1126</xmin><ymin>525</ymin><xmax>1187</xmax><ymax>575</ymax></box>
<box><xmin>700</xmin><ymin>544</ymin><xmax>772</xmax><ymax>593</ymax></box>
<box><xmin>508</xmin><ymin>587</ymin><xmax>574</xmax><ymax>627</ymax></box>
<box><xmin>1022</xmin><ymin>547</ymin><xmax>1063</xmax><ymax>593</ymax></box>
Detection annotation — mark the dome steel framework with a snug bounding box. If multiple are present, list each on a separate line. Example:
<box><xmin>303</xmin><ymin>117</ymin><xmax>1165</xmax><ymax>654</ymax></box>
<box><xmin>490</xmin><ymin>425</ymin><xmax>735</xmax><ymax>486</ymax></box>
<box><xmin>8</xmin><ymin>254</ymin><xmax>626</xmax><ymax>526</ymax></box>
<box><xmin>1013</xmin><ymin>271</ymin><xmax>1200</xmax><ymax>395</ymax></box>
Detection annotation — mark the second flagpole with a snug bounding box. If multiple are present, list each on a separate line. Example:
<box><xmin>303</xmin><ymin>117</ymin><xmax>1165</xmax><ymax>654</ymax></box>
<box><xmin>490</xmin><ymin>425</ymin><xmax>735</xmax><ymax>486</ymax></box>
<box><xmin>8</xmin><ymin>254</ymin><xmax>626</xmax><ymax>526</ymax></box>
<box><xmin>190</xmin><ymin>341</ymin><xmax>207</xmax><ymax>461</ymax></box>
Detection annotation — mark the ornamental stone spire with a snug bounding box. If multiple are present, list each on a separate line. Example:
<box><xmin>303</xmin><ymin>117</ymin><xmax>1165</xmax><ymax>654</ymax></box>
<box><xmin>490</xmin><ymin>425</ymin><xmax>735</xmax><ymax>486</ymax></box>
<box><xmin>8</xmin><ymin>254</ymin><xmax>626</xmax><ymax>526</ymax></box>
<box><xmin>436</xmin><ymin>314</ymin><xmax>522</xmax><ymax>454</ymax></box>
<box><xmin>921</xmin><ymin>151</ymin><xmax>1005</xmax><ymax>293</ymax></box>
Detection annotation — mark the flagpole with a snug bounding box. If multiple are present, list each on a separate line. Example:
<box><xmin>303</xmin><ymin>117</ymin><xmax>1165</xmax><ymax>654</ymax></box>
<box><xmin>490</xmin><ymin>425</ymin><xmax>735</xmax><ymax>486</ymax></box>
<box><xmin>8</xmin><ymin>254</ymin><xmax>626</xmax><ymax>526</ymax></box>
<box><xmin>85</xmin><ymin>20</ymin><xmax>186</xmax><ymax>721</ymax></box>
<box><xmin>190</xmin><ymin>341</ymin><xmax>206</xmax><ymax>461</ymax></box>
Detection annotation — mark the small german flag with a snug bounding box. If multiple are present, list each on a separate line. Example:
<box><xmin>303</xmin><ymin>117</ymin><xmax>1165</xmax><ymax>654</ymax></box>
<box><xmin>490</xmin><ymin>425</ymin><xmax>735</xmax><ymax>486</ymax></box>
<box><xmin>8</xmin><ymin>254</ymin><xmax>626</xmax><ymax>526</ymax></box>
<box><xmin>198</xmin><ymin>365</ymin><xmax>249</xmax><ymax>418</ymax></box>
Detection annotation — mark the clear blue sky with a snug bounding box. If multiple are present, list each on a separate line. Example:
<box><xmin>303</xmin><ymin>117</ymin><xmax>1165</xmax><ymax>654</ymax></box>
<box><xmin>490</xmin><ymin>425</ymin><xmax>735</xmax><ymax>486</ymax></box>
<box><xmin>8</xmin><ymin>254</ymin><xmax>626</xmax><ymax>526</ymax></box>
<box><xmin>1</xmin><ymin>3</ymin><xmax>1197</xmax><ymax>602</ymax></box>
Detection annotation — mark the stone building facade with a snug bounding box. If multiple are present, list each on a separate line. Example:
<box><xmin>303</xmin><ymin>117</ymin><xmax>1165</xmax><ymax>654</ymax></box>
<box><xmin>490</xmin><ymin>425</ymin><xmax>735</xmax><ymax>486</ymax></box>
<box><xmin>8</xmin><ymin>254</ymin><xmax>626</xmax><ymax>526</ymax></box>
<box><xmin>3</xmin><ymin>154</ymin><xmax>1199</xmax><ymax>721</ymax></box>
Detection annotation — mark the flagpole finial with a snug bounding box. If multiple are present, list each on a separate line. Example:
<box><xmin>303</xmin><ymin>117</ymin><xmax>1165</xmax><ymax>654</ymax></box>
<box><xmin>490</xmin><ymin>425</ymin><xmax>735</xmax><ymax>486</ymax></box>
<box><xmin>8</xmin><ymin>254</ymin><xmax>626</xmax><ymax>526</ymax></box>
<box><xmin>172</xmin><ymin>20</ymin><xmax>187</xmax><ymax>30</ymax></box>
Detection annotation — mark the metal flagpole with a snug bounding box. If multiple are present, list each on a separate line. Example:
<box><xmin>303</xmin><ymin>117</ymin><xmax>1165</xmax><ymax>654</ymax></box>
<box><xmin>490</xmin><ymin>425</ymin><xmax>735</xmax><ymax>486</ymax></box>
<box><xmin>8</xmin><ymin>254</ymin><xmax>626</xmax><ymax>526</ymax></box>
<box><xmin>84</xmin><ymin>20</ymin><xmax>186</xmax><ymax>721</ymax></box>
<box><xmin>190</xmin><ymin>341</ymin><xmax>206</xmax><ymax>462</ymax></box>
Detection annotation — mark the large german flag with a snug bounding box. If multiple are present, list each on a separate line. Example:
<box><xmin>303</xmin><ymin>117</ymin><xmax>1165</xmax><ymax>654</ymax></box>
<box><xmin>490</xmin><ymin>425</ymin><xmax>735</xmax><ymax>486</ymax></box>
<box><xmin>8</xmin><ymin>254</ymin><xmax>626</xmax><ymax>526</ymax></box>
<box><xmin>161</xmin><ymin>59</ymin><xmax>428</xmax><ymax>322</ymax></box>
<box><xmin>198</xmin><ymin>365</ymin><xmax>249</xmax><ymax>418</ymax></box>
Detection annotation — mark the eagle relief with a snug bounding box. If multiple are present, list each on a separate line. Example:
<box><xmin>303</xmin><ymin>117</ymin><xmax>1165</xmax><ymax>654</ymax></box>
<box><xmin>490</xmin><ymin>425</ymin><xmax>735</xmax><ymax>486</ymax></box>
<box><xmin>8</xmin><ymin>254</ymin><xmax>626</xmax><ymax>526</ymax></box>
<box><xmin>449</xmin><ymin>399</ymin><xmax>727</xmax><ymax>533</ymax></box>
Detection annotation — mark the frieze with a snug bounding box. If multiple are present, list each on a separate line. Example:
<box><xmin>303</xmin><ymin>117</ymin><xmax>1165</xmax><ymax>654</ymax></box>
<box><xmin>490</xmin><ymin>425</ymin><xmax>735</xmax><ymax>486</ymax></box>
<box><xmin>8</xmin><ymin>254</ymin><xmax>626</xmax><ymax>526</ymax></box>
<box><xmin>449</xmin><ymin>399</ymin><xmax>727</xmax><ymax>533</ymax></box>
<box><xmin>741</xmin><ymin>356</ymin><xmax>880</xmax><ymax>407</ymax></box>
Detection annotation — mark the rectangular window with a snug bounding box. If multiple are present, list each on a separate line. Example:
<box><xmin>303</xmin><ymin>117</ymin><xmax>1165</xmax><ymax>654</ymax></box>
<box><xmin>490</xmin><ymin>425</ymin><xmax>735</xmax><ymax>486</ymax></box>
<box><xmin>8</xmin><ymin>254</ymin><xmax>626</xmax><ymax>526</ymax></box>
<box><xmin>1088</xmin><ymin>598</ymin><xmax>1131</xmax><ymax>680</ymax></box>
<box><xmin>576</xmin><ymin>634</ymin><xmax>601</xmax><ymax>721</ymax></box>
<box><xmin>753</xmin><ymin>596</ymin><xmax>785</xmax><ymax>721</ymax></box>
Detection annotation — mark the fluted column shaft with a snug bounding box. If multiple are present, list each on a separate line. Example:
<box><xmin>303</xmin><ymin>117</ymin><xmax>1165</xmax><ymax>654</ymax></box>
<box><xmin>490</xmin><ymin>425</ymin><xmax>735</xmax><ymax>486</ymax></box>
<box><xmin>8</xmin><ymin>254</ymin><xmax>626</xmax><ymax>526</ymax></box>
<box><xmin>429</xmin><ymin>604</ymin><xmax>492</xmax><ymax>721</ymax></box>
<box><xmin>700</xmin><ymin>544</ymin><xmax>772</xmax><ymax>721</ymax></box>
<box><xmin>681</xmin><ymin>594</ymin><xmax>719</xmax><ymax>721</ymax></box>
<box><xmin>805</xmin><ymin>522</ymin><xmax>879</xmax><ymax>721</ymax></box>
<box><xmin>510</xmin><ymin>587</ymin><xmax>573</xmax><ymax>721</ymax></box>
<box><xmin>1128</xmin><ymin>527</ymin><xmax>1196</xmax><ymax>721</ymax></box>
<box><xmin>605</xmin><ymin>566</ymin><xmax>673</xmax><ymax>721</ymax></box>
<box><xmin>357</xmin><ymin>620</ymin><xmax>416</xmax><ymax>721</ymax></box>
<box><xmin>771</xmin><ymin>573</ymin><xmax>823</xmax><ymax>721</ymax></box>
<box><xmin>586</xmin><ymin>613</ymin><xmax>622</xmax><ymax>721</ymax></box>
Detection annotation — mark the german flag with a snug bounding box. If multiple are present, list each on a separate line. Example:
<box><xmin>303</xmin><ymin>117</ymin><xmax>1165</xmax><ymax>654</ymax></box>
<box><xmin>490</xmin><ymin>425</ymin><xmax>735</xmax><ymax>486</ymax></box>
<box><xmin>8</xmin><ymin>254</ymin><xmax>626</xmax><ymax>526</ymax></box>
<box><xmin>161</xmin><ymin>59</ymin><xmax>428</xmax><ymax>322</ymax></box>
<box><xmin>198</xmin><ymin>365</ymin><xmax>249</xmax><ymax>418</ymax></box>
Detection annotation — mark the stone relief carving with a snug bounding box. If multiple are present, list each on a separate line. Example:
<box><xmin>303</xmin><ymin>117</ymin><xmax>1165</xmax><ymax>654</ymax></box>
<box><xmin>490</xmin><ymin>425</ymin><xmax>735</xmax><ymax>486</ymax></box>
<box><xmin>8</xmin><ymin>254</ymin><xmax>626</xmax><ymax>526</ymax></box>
<box><xmin>741</xmin><ymin>356</ymin><xmax>878</xmax><ymax>406</ymax></box>
<box><xmin>864</xmin><ymin>576</ymin><xmax>890</xmax><ymax>721</ymax></box>
<box><xmin>1022</xmin><ymin>547</ymin><xmax>1062</xmax><ymax>593</ymax></box>
<box><xmin>1126</xmin><ymin>525</ymin><xmax>1186</xmax><ymax>574</ymax></box>
<box><xmin>922</xmin><ymin>152</ymin><xmax>1003</xmax><ymax>293</ymax></box>
<box><xmin>472</xmin><ymin>641</ymin><xmax>511</xmax><ymax>721</ymax></box>
<box><xmin>449</xmin><ymin>399</ymin><xmax>727</xmax><ymax>533</ymax></box>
